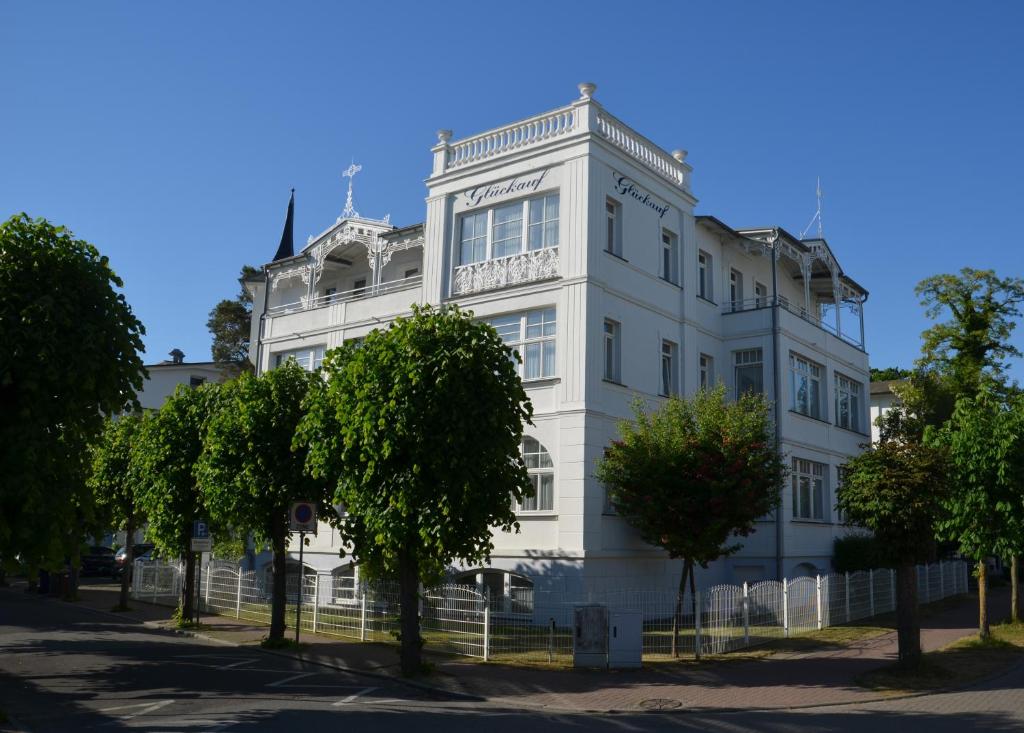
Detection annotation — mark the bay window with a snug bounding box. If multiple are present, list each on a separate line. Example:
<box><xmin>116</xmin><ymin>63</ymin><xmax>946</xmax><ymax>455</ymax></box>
<box><xmin>835</xmin><ymin>373</ymin><xmax>863</xmax><ymax>432</ymax></box>
<box><xmin>459</xmin><ymin>193</ymin><xmax>559</xmax><ymax>265</ymax></box>
<box><xmin>734</xmin><ymin>348</ymin><xmax>763</xmax><ymax>397</ymax></box>
<box><xmin>488</xmin><ymin>308</ymin><xmax>556</xmax><ymax>380</ymax></box>
<box><xmin>792</xmin><ymin>458</ymin><xmax>827</xmax><ymax>520</ymax></box>
<box><xmin>790</xmin><ymin>353</ymin><xmax>823</xmax><ymax>419</ymax></box>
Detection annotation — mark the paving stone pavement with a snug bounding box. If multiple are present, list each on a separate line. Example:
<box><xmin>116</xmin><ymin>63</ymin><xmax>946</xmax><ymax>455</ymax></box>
<box><xmin>32</xmin><ymin>579</ymin><xmax>1016</xmax><ymax>715</ymax></box>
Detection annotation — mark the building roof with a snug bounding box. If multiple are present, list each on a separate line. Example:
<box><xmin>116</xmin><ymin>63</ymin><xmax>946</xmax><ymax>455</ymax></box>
<box><xmin>869</xmin><ymin>379</ymin><xmax>906</xmax><ymax>395</ymax></box>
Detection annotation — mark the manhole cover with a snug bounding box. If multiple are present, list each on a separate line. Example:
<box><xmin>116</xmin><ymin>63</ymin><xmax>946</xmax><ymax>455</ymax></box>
<box><xmin>639</xmin><ymin>698</ymin><xmax>682</xmax><ymax>711</ymax></box>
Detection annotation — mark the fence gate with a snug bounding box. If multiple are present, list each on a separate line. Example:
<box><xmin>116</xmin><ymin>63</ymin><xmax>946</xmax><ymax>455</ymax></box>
<box><xmin>421</xmin><ymin>584</ymin><xmax>488</xmax><ymax>659</ymax></box>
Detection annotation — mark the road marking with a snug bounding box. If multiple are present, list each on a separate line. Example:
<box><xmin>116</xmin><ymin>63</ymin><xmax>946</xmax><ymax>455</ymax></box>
<box><xmin>98</xmin><ymin>699</ymin><xmax>174</xmax><ymax>720</ymax></box>
<box><xmin>332</xmin><ymin>687</ymin><xmax>378</xmax><ymax>706</ymax></box>
<box><xmin>216</xmin><ymin>658</ymin><xmax>258</xmax><ymax>670</ymax></box>
<box><xmin>266</xmin><ymin>671</ymin><xmax>315</xmax><ymax>687</ymax></box>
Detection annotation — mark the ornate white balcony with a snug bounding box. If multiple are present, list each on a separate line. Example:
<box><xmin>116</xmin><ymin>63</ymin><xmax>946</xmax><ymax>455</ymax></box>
<box><xmin>452</xmin><ymin>248</ymin><xmax>559</xmax><ymax>296</ymax></box>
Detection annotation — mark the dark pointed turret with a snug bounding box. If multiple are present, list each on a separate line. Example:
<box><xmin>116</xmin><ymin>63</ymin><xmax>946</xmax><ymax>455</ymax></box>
<box><xmin>272</xmin><ymin>189</ymin><xmax>295</xmax><ymax>261</ymax></box>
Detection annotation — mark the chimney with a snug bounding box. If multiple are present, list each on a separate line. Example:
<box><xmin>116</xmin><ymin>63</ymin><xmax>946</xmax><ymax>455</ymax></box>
<box><xmin>169</xmin><ymin>348</ymin><xmax>185</xmax><ymax>365</ymax></box>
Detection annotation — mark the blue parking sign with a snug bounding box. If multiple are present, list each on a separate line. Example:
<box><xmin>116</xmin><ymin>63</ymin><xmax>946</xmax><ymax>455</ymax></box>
<box><xmin>192</xmin><ymin>520</ymin><xmax>209</xmax><ymax>539</ymax></box>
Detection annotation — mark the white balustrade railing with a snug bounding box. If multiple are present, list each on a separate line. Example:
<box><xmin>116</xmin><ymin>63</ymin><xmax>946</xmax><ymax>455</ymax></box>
<box><xmin>595</xmin><ymin>112</ymin><xmax>686</xmax><ymax>189</ymax></box>
<box><xmin>446</xmin><ymin>108</ymin><xmax>577</xmax><ymax>170</ymax></box>
<box><xmin>267</xmin><ymin>273</ymin><xmax>422</xmax><ymax>317</ymax></box>
<box><xmin>452</xmin><ymin>247</ymin><xmax>559</xmax><ymax>296</ymax></box>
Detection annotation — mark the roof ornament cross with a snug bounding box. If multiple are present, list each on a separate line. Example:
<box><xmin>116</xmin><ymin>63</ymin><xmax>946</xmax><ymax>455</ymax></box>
<box><xmin>341</xmin><ymin>162</ymin><xmax>362</xmax><ymax>219</ymax></box>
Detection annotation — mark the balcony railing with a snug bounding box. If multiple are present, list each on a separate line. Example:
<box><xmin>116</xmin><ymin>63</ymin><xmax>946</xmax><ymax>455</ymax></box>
<box><xmin>267</xmin><ymin>274</ymin><xmax>422</xmax><ymax>317</ymax></box>
<box><xmin>451</xmin><ymin>247</ymin><xmax>559</xmax><ymax>296</ymax></box>
<box><xmin>723</xmin><ymin>296</ymin><xmax>864</xmax><ymax>350</ymax></box>
<box><xmin>445</xmin><ymin>107</ymin><xmax>577</xmax><ymax>171</ymax></box>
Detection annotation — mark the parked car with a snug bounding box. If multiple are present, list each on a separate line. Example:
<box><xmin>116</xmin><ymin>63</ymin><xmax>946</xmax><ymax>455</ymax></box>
<box><xmin>113</xmin><ymin>543</ymin><xmax>155</xmax><ymax>579</ymax></box>
<box><xmin>81</xmin><ymin>546</ymin><xmax>115</xmax><ymax>577</ymax></box>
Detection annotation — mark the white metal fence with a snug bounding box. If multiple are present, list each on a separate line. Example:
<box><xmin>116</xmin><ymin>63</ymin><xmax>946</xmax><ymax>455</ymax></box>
<box><xmin>132</xmin><ymin>559</ymin><xmax>969</xmax><ymax>664</ymax></box>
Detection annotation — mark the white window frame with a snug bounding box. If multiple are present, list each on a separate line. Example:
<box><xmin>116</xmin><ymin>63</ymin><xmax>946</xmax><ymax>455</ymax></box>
<box><xmin>605</xmin><ymin>198</ymin><xmax>622</xmax><ymax>256</ymax></box>
<box><xmin>792</xmin><ymin>458</ymin><xmax>827</xmax><ymax>521</ymax></box>
<box><xmin>660</xmin><ymin>228</ymin><xmax>679</xmax><ymax>284</ymax></box>
<box><xmin>730</xmin><ymin>269</ymin><xmax>744</xmax><ymax>310</ymax></box>
<box><xmin>488</xmin><ymin>308</ymin><xmax>556</xmax><ymax>381</ymax></box>
<box><xmin>274</xmin><ymin>345</ymin><xmax>326</xmax><ymax>372</ymax></box>
<box><xmin>660</xmin><ymin>339</ymin><xmax>678</xmax><ymax>396</ymax></box>
<box><xmin>459</xmin><ymin>193</ymin><xmax>560</xmax><ymax>266</ymax></box>
<box><xmin>603</xmin><ymin>319</ymin><xmax>621</xmax><ymax>383</ymax></box>
<box><xmin>699</xmin><ymin>353</ymin><xmax>713</xmax><ymax>390</ymax></box>
<box><xmin>834</xmin><ymin>373</ymin><xmax>863</xmax><ymax>432</ymax></box>
<box><xmin>754</xmin><ymin>281</ymin><xmax>768</xmax><ymax>308</ymax></box>
<box><xmin>517</xmin><ymin>436</ymin><xmax>554</xmax><ymax>513</ymax></box>
<box><xmin>790</xmin><ymin>352</ymin><xmax>824</xmax><ymax>420</ymax></box>
<box><xmin>698</xmin><ymin>250</ymin><xmax>712</xmax><ymax>300</ymax></box>
<box><xmin>733</xmin><ymin>348</ymin><xmax>763</xmax><ymax>397</ymax></box>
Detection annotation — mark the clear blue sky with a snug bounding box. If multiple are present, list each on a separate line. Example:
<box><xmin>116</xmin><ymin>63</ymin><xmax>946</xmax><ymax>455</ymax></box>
<box><xmin>2</xmin><ymin>2</ymin><xmax>1022</xmax><ymax>380</ymax></box>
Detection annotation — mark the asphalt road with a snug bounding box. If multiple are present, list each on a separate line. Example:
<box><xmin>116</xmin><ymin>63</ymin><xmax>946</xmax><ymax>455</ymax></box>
<box><xmin>2</xmin><ymin>587</ymin><xmax>1023</xmax><ymax>732</ymax></box>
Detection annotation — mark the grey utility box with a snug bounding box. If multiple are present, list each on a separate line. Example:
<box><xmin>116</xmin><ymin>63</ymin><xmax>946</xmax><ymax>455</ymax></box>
<box><xmin>608</xmin><ymin>609</ymin><xmax>643</xmax><ymax>669</ymax></box>
<box><xmin>573</xmin><ymin>604</ymin><xmax>609</xmax><ymax>668</ymax></box>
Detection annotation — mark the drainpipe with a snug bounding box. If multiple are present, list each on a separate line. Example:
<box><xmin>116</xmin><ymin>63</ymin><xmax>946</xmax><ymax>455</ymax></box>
<box><xmin>256</xmin><ymin>265</ymin><xmax>271</xmax><ymax>377</ymax></box>
<box><xmin>770</xmin><ymin>229</ymin><xmax>784</xmax><ymax>581</ymax></box>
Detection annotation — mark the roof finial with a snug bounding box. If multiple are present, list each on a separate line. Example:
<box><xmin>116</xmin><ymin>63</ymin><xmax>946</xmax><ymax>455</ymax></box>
<box><xmin>578</xmin><ymin>82</ymin><xmax>596</xmax><ymax>100</ymax></box>
<box><xmin>341</xmin><ymin>162</ymin><xmax>362</xmax><ymax>219</ymax></box>
<box><xmin>799</xmin><ymin>176</ymin><xmax>824</xmax><ymax>240</ymax></box>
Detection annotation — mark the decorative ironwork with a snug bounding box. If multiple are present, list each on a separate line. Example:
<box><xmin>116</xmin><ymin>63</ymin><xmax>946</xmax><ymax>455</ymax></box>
<box><xmin>452</xmin><ymin>248</ymin><xmax>559</xmax><ymax>296</ymax></box>
<box><xmin>341</xmin><ymin>162</ymin><xmax>362</xmax><ymax>219</ymax></box>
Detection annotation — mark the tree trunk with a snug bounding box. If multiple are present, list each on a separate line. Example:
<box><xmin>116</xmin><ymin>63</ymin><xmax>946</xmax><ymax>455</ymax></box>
<box><xmin>118</xmin><ymin>513</ymin><xmax>135</xmax><ymax>611</ymax></box>
<box><xmin>672</xmin><ymin>561</ymin><xmax>690</xmax><ymax>658</ymax></box>
<box><xmin>269</xmin><ymin>516</ymin><xmax>287</xmax><ymax>641</ymax></box>
<box><xmin>398</xmin><ymin>545</ymin><xmax>422</xmax><ymax>677</ymax></box>
<box><xmin>895</xmin><ymin>560</ymin><xmax>921</xmax><ymax>668</ymax></box>
<box><xmin>978</xmin><ymin>560</ymin><xmax>989</xmax><ymax>639</ymax></box>
<box><xmin>1011</xmin><ymin>555</ymin><xmax>1019</xmax><ymax>624</ymax></box>
<box><xmin>182</xmin><ymin>548</ymin><xmax>196</xmax><ymax>623</ymax></box>
<box><xmin>66</xmin><ymin>546</ymin><xmax>80</xmax><ymax>601</ymax></box>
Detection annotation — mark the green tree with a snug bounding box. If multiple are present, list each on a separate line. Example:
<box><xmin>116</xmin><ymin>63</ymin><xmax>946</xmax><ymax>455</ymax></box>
<box><xmin>595</xmin><ymin>386</ymin><xmax>785</xmax><ymax>657</ymax></box>
<box><xmin>89</xmin><ymin>413</ymin><xmax>148</xmax><ymax>610</ymax></box>
<box><xmin>0</xmin><ymin>214</ymin><xmax>146</xmax><ymax>575</ymax></box>
<box><xmin>837</xmin><ymin>440</ymin><xmax>950</xmax><ymax>667</ymax></box>
<box><xmin>206</xmin><ymin>265</ymin><xmax>259</xmax><ymax>368</ymax></box>
<box><xmin>931</xmin><ymin>386</ymin><xmax>1024</xmax><ymax>638</ymax></box>
<box><xmin>915</xmin><ymin>268</ymin><xmax>1024</xmax><ymax>396</ymax></box>
<box><xmin>296</xmin><ymin>305</ymin><xmax>532</xmax><ymax>676</ymax></box>
<box><xmin>198</xmin><ymin>361</ymin><xmax>328</xmax><ymax>642</ymax></box>
<box><xmin>870</xmin><ymin>366</ymin><xmax>911</xmax><ymax>382</ymax></box>
<box><xmin>135</xmin><ymin>383</ymin><xmax>221</xmax><ymax>622</ymax></box>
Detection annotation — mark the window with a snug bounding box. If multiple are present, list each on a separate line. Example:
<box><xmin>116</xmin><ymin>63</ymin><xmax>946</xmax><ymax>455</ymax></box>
<box><xmin>331</xmin><ymin>565</ymin><xmax>356</xmax><ymax>603</ymax></box>
<box><xmin>460</xmin><ymin>210</ymin><xmax>488</xmax><ymax>264</ymax></box>
<box><xmin>730</xmin><ymin>269</ymin><xmax>744</xmax><ymax>310</ymax></box>
<box><xmin>488</xmin><ymin>308</ymin><xmax>556</xmax><ymax>380</ymax></box>
<box><xmin>528</xmin><ymin>194</ymin><xmax>559</xmax><ymax>250</ymax></box>
<box><xmin>603</xmin><ymin>319</ymin><xmax>621</xmax><ymax>382</ymax></box>
<box><xmin>325</xmin><ymin>286</ymin><xmax>338</xmax><ymax>303</ymax></box>
<box><xmin>660</xmin><ymin>339</ymin><xmax>677</xmax><ymax>396</ymax></box>
<box><xmin>188</xmin><ymin>376</ymin><xmax>206</xmax><ymax>388</ymax></box>
<box><xmin>605</xmin><ymin>198</ymin><xmax>621</xmax><ymax>256</ymax></box>
<box><xmin>792</xmin><ymin>458</ymin><xmax>827</xmax><ymax>520</ymax></box>
<box><xmin>661</xmin><ymin>229</ymin><xmax>679</xmax><ymax>284</ymax></box>
<box><xmin>835</xmin><ymin>466</ymin><xmax>848</xmax><ymax>524</ymax></box>
<box><xmin>518</xmin><ymin>437</ymin><xmax>553</xmax><ymax>512</ymax></box>
<box><xmin>698</xmin><ymin>251</ymin><xmax>712</xmax><ymax>300</ymax></box>
<box><xmin>755</xmin><ymin>281</ymin><xmax>768</xmax><ymax>308</ymax></box>
<box><xmin>403</xmin><ymin>268</ymin><xmax>419</xmax><ymax>279</ymax></box>
<box><xmin>353</xmin><ymin>278</ymin><xmax>367</xmax><ymax>297</ymax></box>
<box><xmin>835</xmin><ymin>373</ymin><xmax>863</xmax><ymax>432</ymax></box>
<box><xmin>492</xmin><ymin>202</ymin><xmax>523</xmax><ymax>259</ymax></box>
<box><xmin>274</xmin><ymin>345</ymin><xmax>326</xmax><ymax>372</ymax></box>
<box><xmin>734</xmin><ymin>348</ymin><xmax>763</xmax><ymax>397</ymax></box>
<box><xmin>699</xmin><ymin>354</ymin><xmax>713</xmax><ymax>390</ymax></box>
<box><xmin>459</xmin><ymin>194</ymin><xmax>559</xmax><ymax>266</ymax></box>
<box><xmin>790</xmin><ymin>353</ymin><xmax>823</xmax><ymax>420</ymax></box>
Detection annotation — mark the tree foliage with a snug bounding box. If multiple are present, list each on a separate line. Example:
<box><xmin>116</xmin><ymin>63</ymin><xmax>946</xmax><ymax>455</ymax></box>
<box><xmin>89</xmin><ymin>413</ymin><xmax>147</xmax><ymax>609</ymax></box>
<box><xmin>206</xmin><ymin>265</ymin><xmax>258</xmax><ymax>367</ymax></box>
<box><xmin>296</xmin><ymin>304</ymin><xmax>533</xmax><ymax>675</ymax></box>
<box><xmin>870</xmin><ymin>366</ymin><xmax>911</xmax><ymax>382</ymax></box>
<box><xmin>198</xmin><ymin>360</ymin><xmax>326</xmax><ymax>640</ymax></box>
<box><xmin>0</xmin><ymin>214</ymin><xmax>146</xmax><ymax>573</ymax></box>
<box><xmin>134</xmin><ymin>383</ymin><xmax>221</xmax><ymax>620</ymax></box>
<box><xmin>595</xmin><ymin>386</ymin><xmax>784</xmax><ymax>655</ymax></box>
<box><xmin>915</xmin><ymin>268</ymin><xmax>1024</xmax><ymax>395</ymax></box>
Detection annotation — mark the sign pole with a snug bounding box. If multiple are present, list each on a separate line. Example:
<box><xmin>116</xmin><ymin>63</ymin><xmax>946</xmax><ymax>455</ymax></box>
<box><xmin>195</xmin><ymin>557</ymin><xmax>202</xmax><ymax>625</ymax></box>
<box><xmin>295</xmin><ymin>530</ymin><xmax>305</xmax><ymax>644</ymax></box>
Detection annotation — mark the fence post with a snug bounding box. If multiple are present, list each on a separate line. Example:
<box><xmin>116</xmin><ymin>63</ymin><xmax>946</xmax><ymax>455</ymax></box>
<box><xmin>939</xmin><ymin>562</ymin><xmax>945</xmax><ymax>598</ymax></box>
<box><xmin>742</xmin><ymin>582</ymin><xmax>750</xmax><ymax>646</ymax></box>
<box><xmin>694</xmin><ymin>590</ymin><xmax>702</xmax><ymax>660</ymax></box>
<box><xmin>312</xmin><ymin>574</ymin><xmax>320</xmax><ymax>633</ymax></box>
<box><xmin>782</xmin><ymin>579</ymin><xmax>789</xmax><ymax>638</ymax></box>
<box><xmin>816</xmin><ymin>575</ymin><xmax>823</xmax><ymax>630</ymax></box>
<box><xmin>483</xmin><ymin>601</ymin><xmax>490</xmax><ymax>662</ymax></box>
<box><xmin>204</xmin><ymin>563</ymin><xmax>211</xmax><ymax>611</ymax></box>
<box><xmin>845</xmin><ymin>572</ymin><xmax>851</xmax><ymax>623</ymax></box>
<box><xmin>235</xmin><ymin>570</ymin><xmax>242</xmax><ymax>619</ymax></box>
<box><xmin>360</xmin><ymin>588</ymin><xmax>368</xmax><ymax>642</ymax></box>
<box><xmin>869</xmin><ymin>569</ymin><xmax>875</xmax><ymax>617</ymax></box>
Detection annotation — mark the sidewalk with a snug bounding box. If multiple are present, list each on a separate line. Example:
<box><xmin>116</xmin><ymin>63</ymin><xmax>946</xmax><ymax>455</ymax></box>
<box><xmin>46</xmin><ymin>580</ymin><xmax>1014</xmax><ymax>713</ymax></box>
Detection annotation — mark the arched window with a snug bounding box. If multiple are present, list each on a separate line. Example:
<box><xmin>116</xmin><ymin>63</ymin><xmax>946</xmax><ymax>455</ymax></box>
<box><xmin>518</xmin><ymin>436</ymin><xmax>553</xmax><ymax>512</ymax></box>
<box><xmin>331</xmin><ymin>564</ymin><xmax>357</xmax><ymax>603</ymax></box>
<box><xmin>454</xmin><ymin>569</ymin><xmax>534</xmax><ymax>614</ymax></box>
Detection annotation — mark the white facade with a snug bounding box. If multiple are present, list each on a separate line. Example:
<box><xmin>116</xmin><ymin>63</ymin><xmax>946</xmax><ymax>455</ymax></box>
<box><xmin>137</xmin><ymin>356</ymin><xmax>232</xmax><ymax>411</ymax></box>
<box><xmin>246</xmin><ymin>84</ymin><xmax>871</xmax><ymax>596</ymax></box>
<box><xmin>869</xmin><ymin>379</ymin><xmax>902</xmax><ymax>443</ymax></box>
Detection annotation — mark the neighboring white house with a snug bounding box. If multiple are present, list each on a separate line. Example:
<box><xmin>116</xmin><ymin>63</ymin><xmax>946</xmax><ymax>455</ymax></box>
<box><xmin>244</xmin><ymin>83</ymin><xmax>871</xmax><ymax>599</ymax></box>
<box><xmin>136</xmin><ymin>349</ymin><xmax>234</xmax><ymax>411</ymax></box>
<box><xmin>869</xmin><ymin>379</ymin><xmax>904</xmax><ymax>443</ymax></box>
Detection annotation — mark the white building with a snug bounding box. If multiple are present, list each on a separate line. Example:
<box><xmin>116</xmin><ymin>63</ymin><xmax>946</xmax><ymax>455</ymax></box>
<box><xmin>244</xmin><ymin>84</ymin><xmax>871</xmax><ymax>599</ymax></box>
<box><xmin>137</xmin><ymin>349</ymin><xmax>234</xmax><ymax>411</ymax></box>
<box><xmin>869</xmin><ymin>379</ymin><xmax>903</xmax><ymax>443</ymax></box>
